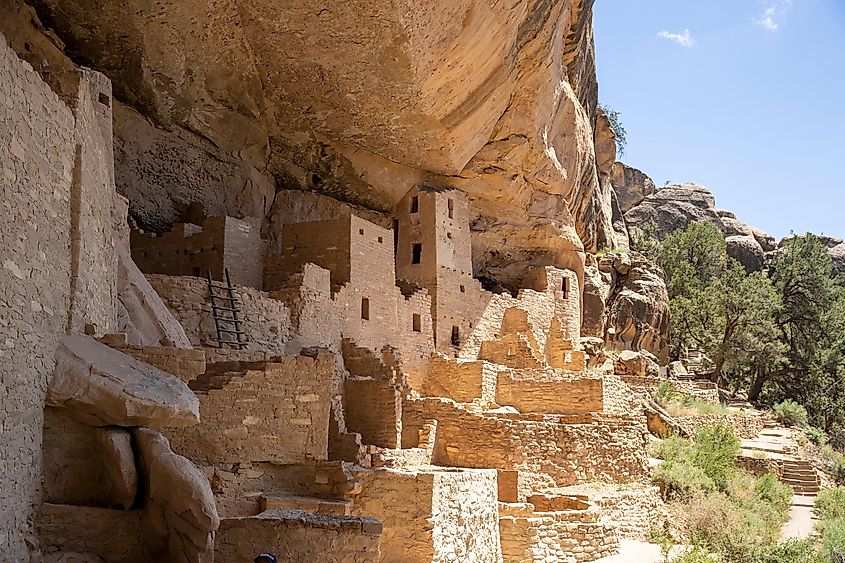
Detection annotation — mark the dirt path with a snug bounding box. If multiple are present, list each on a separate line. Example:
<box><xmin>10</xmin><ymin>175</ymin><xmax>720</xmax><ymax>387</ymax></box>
<box><xmin>781</xmin><ymin>494</ymin><xmax>817</xmax><ymax>541</ymax></box>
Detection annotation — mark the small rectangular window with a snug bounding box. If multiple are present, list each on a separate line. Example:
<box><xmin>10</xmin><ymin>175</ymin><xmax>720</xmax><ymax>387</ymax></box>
<box><xmin>359</xmin><ymin>228</ymin><xmax>364</xmax><ymax>235</ymax></box>
<box><xmin>412</xmin><ymin>243</ymin><xmax>422</xmax><ymax>264</ymax></box>
<box><xmin>361</xmin><ymin>298</ymin><xmax>370</xmax><ymax>320</ymax></box>
<box><xmin>410</xmin><ymin>196</ymin><xmax>419</xmax><ymax>213</ymax></box>
<box><xmin>460</xmin><ymin>285</ymin><xmax>465</xmax><ymax>293</ymax></box>
<box><xmin>562</xmin><ymin>277</ymin><xmax>570</xmax><ymax>299</ymax></box>
<box><xmin>378</xmin><ymin>236</ymin><xmax>383</xmax><ymax>243</ymax></box>
<box><xmin>451</xmin><ymin>326</ymin><xmax>460</xmax><ymax>347</ymax></box>
<box><xmin>447</xmin><ymin>198</ymin><xmax>454</xmax><ymax>219</ymax></box>
<box><xmin>98</xmin><ymin>93</ymin><xmax>111</xmax><ymax>107</ymax></box>
<box><xmin>412</xmin><ymin>314</ymin><xmax>421</xmax><ymax>332</ymax></box>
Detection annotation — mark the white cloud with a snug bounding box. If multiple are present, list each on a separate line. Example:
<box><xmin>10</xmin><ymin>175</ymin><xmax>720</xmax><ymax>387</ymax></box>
<box><xmin>657</xmin><ymin>29</ymin><xmax>695</xmax><ymax>48</ymax></box>
<box><xmin>755</xmin><ymin>0</ymin><xmax>792</xmax><ymax>32</ymax></box>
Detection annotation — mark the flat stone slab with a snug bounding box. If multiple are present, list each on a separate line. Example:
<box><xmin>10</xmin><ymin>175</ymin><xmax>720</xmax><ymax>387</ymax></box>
<box><xmin>47</xmin><ymin>335</ymin><xmax>199</xmax><ymax>427</ymax></box>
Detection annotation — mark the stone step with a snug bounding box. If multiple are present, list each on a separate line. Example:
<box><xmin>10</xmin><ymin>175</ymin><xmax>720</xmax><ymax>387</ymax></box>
<box><xmin>259</xmin><ymin>494</ymin><xmax>352</xmax><ymax>516</ymax></box>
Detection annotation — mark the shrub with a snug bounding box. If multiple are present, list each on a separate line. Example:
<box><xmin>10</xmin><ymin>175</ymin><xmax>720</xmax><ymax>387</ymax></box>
<box><xmin>654</xmin><ymin>380</ymin><xmax>678</xmax><ymax>407</ymax></box>
<box><xmin>805</xmin><ymin>425</ymin><xmax>830</xmax><ymax>446</ymax></box>
<box><xmin>816</xmin><ymin>487</ymin><xmax>845</xmax><ymax>520</ymax></box>
<box><xmin>653</xmin><ymin>461</ymin><xmax>715</xmax><ymax>500</ymax></box>
<box><xmin>773</xmin><ymin>399</ymin><xmax>809</xmax><ymax>427</ymax></box>
<box><xmin>652</xmin><ymin>435</ymin><xmax>693</xmax><ymax>463</ymax></box>
<box><xmin>834</xmin><ymin>456</ymin><xmax>845</xmax><ymax>487</ymax></box>
<box><xmin>669</xmin><ymin>545</ymin><xmax>719</xmax><ymax>563</ymax></box>
<box><xmin>693</xmin><ymin>423</ymin><xmax>740</xmax><ymax>490</ymax></box>
<box><xmin>820</xmin><ymin>517</ymin><xmax>845</xmax><ymax>561</ymax></box>
<box><xmin>757</xmin><ymin>538</ymin><xmax>824</xmax><ymax>563</ymax></box>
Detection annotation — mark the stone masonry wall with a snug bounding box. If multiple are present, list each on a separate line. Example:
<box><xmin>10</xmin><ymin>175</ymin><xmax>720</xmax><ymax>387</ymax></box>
<box><xmin>676</xmin><ymin>413</ymin><xmax>766</xmax><ymax>440</ymax></box>
<box><xmin>163</xmin><ymin>354</ymin><xmax>333</xmax><ymax>465</ymax></box>
<box><xmin>351</xmin><ymin>468</ymin><xmax>502</xmax><ymax>563</ymax></box>
<box><xmin>421</xmin><ymin>357</ymin><xmax>498</xmax><ymax>404</ymax></box>
<box><xmin>404</xmin><ymin>399</ymin><xmax>650</xmax><ymax>487</ymax></box>
<box><xmin>148</xmin><ymin>274</ymin><xmax>292</xmax><ymax>353</ymax></box>
<box><xmin>343</xmin><ymin>378</ymin><xmax>402</xmax><ymax>449</ymax></box>
<box><xmin>495</xmin><ymin>370</ymin><xmax>603</xmax><ymax>415</ymax></box>
<box><xmin>1</xmin><ymin>32</ymin><xmax>72</xmax><ymax>557</ymax></box>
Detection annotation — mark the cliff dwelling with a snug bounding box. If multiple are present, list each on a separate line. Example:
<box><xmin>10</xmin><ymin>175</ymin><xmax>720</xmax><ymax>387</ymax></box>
<box><xmin>2</xmin><ymin>0</ymin><xmax>838</xmax><ymax>562</ymax></box>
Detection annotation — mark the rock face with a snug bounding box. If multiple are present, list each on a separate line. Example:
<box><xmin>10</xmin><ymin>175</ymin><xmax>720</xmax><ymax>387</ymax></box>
<box><xmin>47</xmin><ymin>335</ymin><xmax>200</xmax><ymax>428</ymax></box>
<box><xmin>610</xmin><ymin>162</ymin><xmax>655</xmax><ymax>214</ymax></box>
<box><xmin>604</xmin><ymin>253</ymin><xmax>671</xmax><ymax>363</ymax></box>
<box><xmin>624</xmin><ymin>182</ymin><xmax>771</xmax><ymax>273</ymax></box>
<box><xmin>28</xmin><ymin>0</ymin><xmax>618</xmax><ymax>285</ymax></box>
<box><xmin>94</xmin><ymin>428</ymin><xmax>138</xmax><ymax>511</ymax></box>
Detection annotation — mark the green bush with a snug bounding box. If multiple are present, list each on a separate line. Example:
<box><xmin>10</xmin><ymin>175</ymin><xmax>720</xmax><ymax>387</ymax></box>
<box><xmin>805</xmin><ymin>425</ymin><xmax>830</xmax><ymax>446</ymax></box>
<box><xmin>693</xmin><ymin>423</ymin><xmax>740</xmax><ymax>489</ymax></box>
<box><xmin>820</xmin><ymin>517</ymin><xmax>845</xmax><ymax>561</ymax></box>
<box><xmin>754</xmin><ymin>473</ymin><xmax>793</xmax><ymax>514</ymax></box>
<box><xmin>653</xmin><ymin>461</ymin><xmax>715</xmax><ymax>500</ymax></box>
<box><xmin>816</xmin><ymin>488</ymin><xmax>845</xmax><ymax>520</ymax></box>
<box><xmin>652</xmin><ymin>435</ymin><xmax>693</xmax><ymax>463</ymax></box>
<box><xmin>757</xmin><ymin>538</ymin><xmax>824</xmax><ymax>563</ymax></box>
<box><xmin>773</xmin><ymin>399</ymin><xmax>809</xmax><ymax>427</ymax></box>
<box><xmin>654</xmin><ymin>380</ymin><xmax>678</xmax><ymax>407</ymax></box>
<box><xmin>669</xmin><ymin>545</ymin><xmax>719</xmax><ymax>563</ymax></box>
<box><xmin>834</xmin><ymin>456</ymin><xmax>845</xmax><ymax>487</ymax></box>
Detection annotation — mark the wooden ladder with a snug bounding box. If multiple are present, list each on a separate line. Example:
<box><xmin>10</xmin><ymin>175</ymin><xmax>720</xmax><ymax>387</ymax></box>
<box><xmin>207</xmin><ymin>268</ymin><xmax>247</xmax><ymax>349</ymax></box>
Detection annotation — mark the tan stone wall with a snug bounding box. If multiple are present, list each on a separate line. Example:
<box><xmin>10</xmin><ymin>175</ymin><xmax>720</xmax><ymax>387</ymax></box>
<box><xmin>0</xmin><ymin>33</ymin><xmax>120</xmax><ymax>556</ymax></box>
<box><xmin>592</xmin><ymin>485</ymin><xmax>665</xmax><ymax>541</ymax></box>
<box><xmin>351</xmin><ymin>468</ymin><xmax>502</xmax><ymax>563</ymax></box>
<box><xmin>495</xmin><ymin>370</ymin><xmax>604</xmax><ymax>415</ymax></box>
<box><xmin>37</xmin><ymin>504</ymin><xmax>148</xmax><ymax>562</ymax></box>
<box><xmin>404</xmin><ymin>399</ymin><xmax>650</xmax><ymax>487</ymax></box>
<box><xmin>132</xmin><ymin>216</ymin><xmax>266</xmax><ymax>288</ymax></box>
<box><xmin>163</xmin><ymin>354</ymin><xmax>333</xmax><ymax>465</ymax></box>
<box><xmin>602</xmin><ymin>373</ymin><xmax>644</xmax><ymax>416</ymax></box>
<box><xmin>148</xmin><ymin>274</ymin><xmax>293</xmax><ymax>352</ymax></box>
<box><xmin>344</xmin><ymin>378</ymin><xmax>402</xmax><ymax>449</ymax></box>
<box><xmin>421</xmin><ymin>357</ymin><xmax>498</xmax><ymax>404</ymax></box>
<box><xmin>108</xmin><ymin>342</ymin><xmax>206</xmax><ymax>383</ymax></box>
<box><xmin>676</xmin><ymin>413</ymin><xmax>766</xmax><ymax>440</ymax></box>
<box><xmin>215</xmin><ymin>511</ymin><xmax>382</xmax><ymax>563</ymax></box>
<box><xmin>499</xmin><ymin>507</ymin><xmax>618</xmax><ymax>563</ymax></box>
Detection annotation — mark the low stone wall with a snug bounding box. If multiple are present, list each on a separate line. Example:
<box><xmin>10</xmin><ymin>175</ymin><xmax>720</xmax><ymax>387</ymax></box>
<box><xmin>601</xmin><ymin>373</ymin><xmax>644</xmax><ymax>415</ymax></box>
<box><xmin>163</xmin><ymin>353</ymin><xmax>334</xmax><ymax>465</ymax></box>
<box><xmin>421</xmin><ymin>357</ymin><xmax>497</xmax><ymax>403</ymax></box>
<box><xmin>351</xmin><ymin>468</ymin><xmax>502</xmax><ymax>563</ymax></box>
<box><xmin>403</xmin><ymin>399</ymin><xmax>650</xmax><ymax>487</ymax></box>
<box><xmin>674</xmin><ymin>380</ymin><xmax>720</xmax><ymax>405</ymax></box>
<box><xmin>148</xmin><ymin>274</ymin><xmax>292</xmax><ymax>353</ymax></box>
<box><xmin>499</xmin><ymin>504</ymin><xmax>618</xmax><ymax>563</ymax></box>
<box><xmin>495</xmin><ymin>370</ymin><xmax>603</xmax><ymax>415</ymax></box>
<box><xmin>37</xmin><ymin>504</ymin><xmax>148</xmax><ymax>562</ymax></box>
<box><xmin>215</xmin><ymin>511</ymin><xmax>382</xmax><ymax>563</ymax></box>
<box><xmin>676</xmin><ymin>413</ymin><xmax>766</xmax><ymax>440</ymax></box>
<box><xmin>557</xmin><ymin>484</ymin><xmax>666</xmax><ymax>541</ymax></box>
<box><xmin>105</xmin><ymin>339</ymin><xmax>206</xmax><ymax>383</ymax></box>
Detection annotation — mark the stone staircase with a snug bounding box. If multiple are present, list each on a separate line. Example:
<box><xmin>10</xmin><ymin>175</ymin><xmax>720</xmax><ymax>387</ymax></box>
<box><xmin>780</xmin><ymin>459</ymin><xmax>820</xmax><ymax>495</ymax></box>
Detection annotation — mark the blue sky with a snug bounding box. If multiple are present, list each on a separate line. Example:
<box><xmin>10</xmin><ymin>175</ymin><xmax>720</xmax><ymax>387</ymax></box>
<box><xmin>594</xmin><ymin>0</ymin><xmax>845</xmax><ymax>240</ymax></box>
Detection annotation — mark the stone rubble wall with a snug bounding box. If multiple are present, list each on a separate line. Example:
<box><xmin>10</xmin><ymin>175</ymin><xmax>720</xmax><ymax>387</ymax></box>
<box><xmin>215</xmin><ymin>511</ymin><xmax>382</xmax><ymax>563</ymax></box>
<box><xmin>163</xmin><ymin>354</ymin><xmax>334</xmax><ymax>465</ymax></box>
<box><xmin>404</xmin><ymin>399</ymin><xmax>650</xmax><ymax>487</ymax></box>
<box><xmin>602</xmin><ymin>373</ymin><xmax>645</xmax><ymax>415</ymax></box>
<box><xmin>106</xmin><ymin>343</ymin><xmax>206</xmax><ymax>384</ymax></box>
<box><xmin>591</xmin><ymin>485</ymin><xmax>665</xmax><ymax>541</ymax></box>
<box><xmin>148</xmin><ymin>274</ymin><xmax>293</xmax><ymax>353</ymax></box>
<box><xmin>420</xmin><ymin>357</ymin><xmax>499</xmax><ymax>404</ymax></box>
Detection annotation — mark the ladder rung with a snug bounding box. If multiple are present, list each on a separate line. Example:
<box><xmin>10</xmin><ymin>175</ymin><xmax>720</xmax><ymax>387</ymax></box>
<box><xmin>218</xmin><ymin>328</ymin><xmax>246</xmax><ymax>334</ymax></box>
<box><xmin>210</xmin><ymin>305</ymin><xmax>241</xmax><ymax>312</ymax></box>
<box><xmin>209</xmin><ymin>295</ymin><xmax>238</xmax><ymax>302</ymax></box>
<box><xmin>213</xmin><ymin>317</ymin><xmax>242</xmax><ymax>324</ymax></box>
<box><xmin>208</xmin><ymin>283</ymin><xmax>235</xmax><ymax>290</ymax></box>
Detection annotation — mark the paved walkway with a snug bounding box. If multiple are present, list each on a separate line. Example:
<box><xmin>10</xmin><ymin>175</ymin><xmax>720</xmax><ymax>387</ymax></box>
<box><xmin>781</xmin><ymin>494</ymin><xmax>817</xmax><ymax>541</ymax></box>
<box><xmin>594</xmin><ymin>540</ymin><xmax>687</xmax><ymax>563</ymax></box>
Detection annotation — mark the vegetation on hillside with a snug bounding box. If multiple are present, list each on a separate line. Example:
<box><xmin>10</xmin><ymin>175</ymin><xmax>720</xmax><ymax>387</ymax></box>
<box><xmin>640</xmin><ymin>222</ymin><xmax>845</xmax><ymax>446</ymax></box>
<box><xmin>650</xmin><ymin>424</ymin><xmax>794</xmax><ymax>562</ymax></box>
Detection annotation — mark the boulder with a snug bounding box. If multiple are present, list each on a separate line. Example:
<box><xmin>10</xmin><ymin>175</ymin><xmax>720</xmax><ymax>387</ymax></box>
<box><xmin>581</xmin><ymin>256</ymin><xmax>612</xmax><ymax>338</ymax></box>
<box><xmin>611</xmin><ymin>162</ymin><xmax>656</xmax><ymax>214</ymax></box>
<box><xmin>94</xmin><ymin>429</ymin><xmax>137</xmax><ymax>510</ymax></box>
<box><xmin>605</xmin><ymin>253</ymin><xmax>671</xmax><ymax>363</ymax></box>
<box><xmin>749</xmin><ymin>226</ymin><xmax>777</xmax><ymax>253</ymax></box>
<box><xmin>133</xmin><ymin>428</ymin><xmax>219</xmax><ymax>563</ymax></box>
<box><xmin>47</xmin><ymin>335</ymin><xmax>199</xmax><ymax>428</ymax></box>
<box><xmin>624</xmin><ymin>183</ymin><xmax>724</xmax><ymax>239</ymax></box>
<box><xmin>615</xmin><ymin>350</ymin><xmax>659</xmax><ymax>378</ymax></box>
<box><xmin>830</xmin><ymin>243</ymin><xmax>845</xmax><ymax>276</ymax></box>
<box><xmin>725</xmin><ymin>235</ymin><xmax>765</xmax><ymax>273</ymax></box>
<box><xmin>667</xmin><ymin>361</ymin><xmax>689</xmax><ymax>379</ymax></box>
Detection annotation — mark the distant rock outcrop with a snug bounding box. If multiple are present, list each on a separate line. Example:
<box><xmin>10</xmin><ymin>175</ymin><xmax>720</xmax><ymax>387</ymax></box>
<box><xmin>611</xmin><ymin>162</ymin><xmax>655</xmax><ymax>214</ymax></box>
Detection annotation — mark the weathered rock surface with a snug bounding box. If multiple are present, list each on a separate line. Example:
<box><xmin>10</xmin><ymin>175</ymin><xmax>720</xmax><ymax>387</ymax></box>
<box><xmin>115</xmin><ymin>246</ymin><xmax>192</xmax><ymax>349</ymax></box>
<box><xmin>624</xmin><ymin>183</ymin><xmax>723</xmax><ymax>239</ymax></box>
<box><xmin>604</xmin><ymin>253</ymin><xmax>671</xmax><ymax>363</ymax></box>
<box><xmin>27</xmin><ymin>0</ymin><xmax>616</xmax><ymax>285</ymax></box>
<box><xmin>581</xmin><ymin>255</ymin><xmax>612</xmax><ymax>338</ymax></box>
<box><xmin>615</xmin><ymin>350</ymin><xmax>659</xmax><ymax>378</ymax></box>
<box><xmin>611</xmin><ymin>162</ymin><xmax>655</xmax><ymax>214</ymax></box>
<box><xmin>725</xmin><ymin>235</ymin><xmax>765</xmax><ymax>273</ymax></box>
<box><xmin>133</xmin><ymin>428</ymin><xmax>219</xmax><ymax>563</ymax></box>
<box><xmin>47</xmin><ymin>335</ymin><xmax>199</xmax><ymax>428</ymax></box>
<box><xmin>93</xmin><ymin>429</ymin><xmax>137</xmax><ymax>511</ymax></box>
